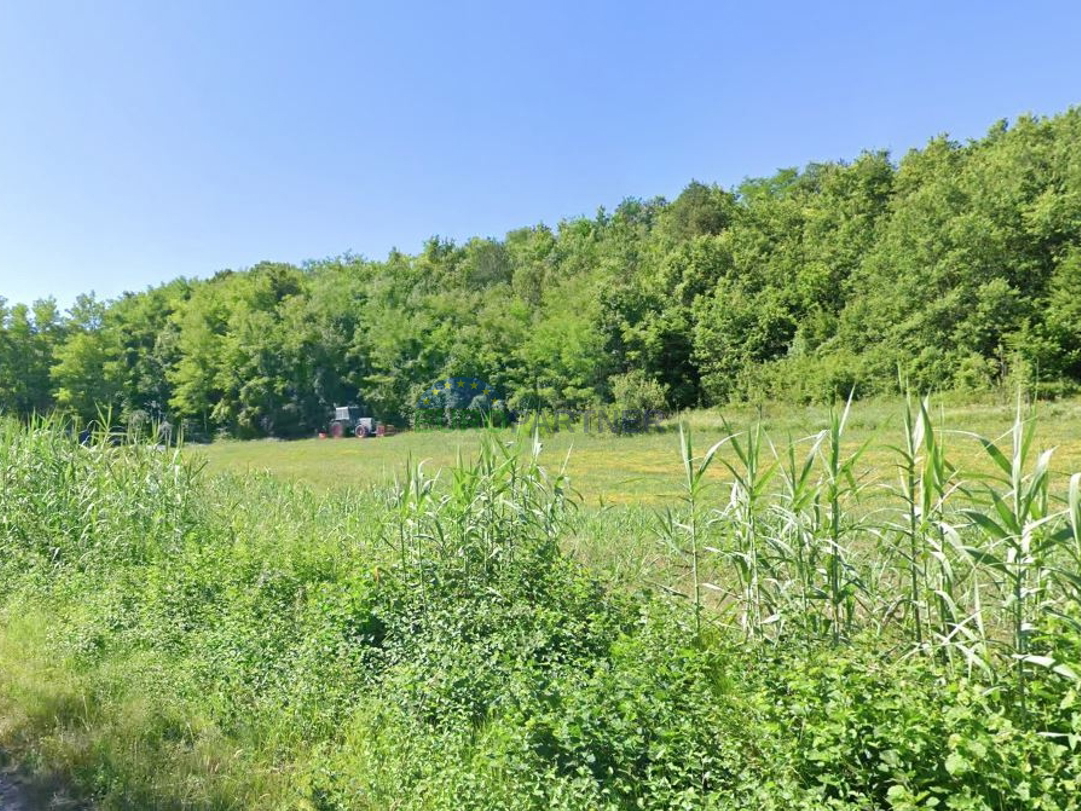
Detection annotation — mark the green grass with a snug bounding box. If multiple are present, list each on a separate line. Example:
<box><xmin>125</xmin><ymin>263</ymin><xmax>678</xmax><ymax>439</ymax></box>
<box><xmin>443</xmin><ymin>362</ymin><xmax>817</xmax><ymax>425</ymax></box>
<box><xmin>194</xmin><ymin>398</ymin><xmax>1081</xmax><ymax>505</ymax></box>
<box><xmin>3</xmin><ymin>399</ymin><xmax>1081</xmax><ymax>809</ymax></box>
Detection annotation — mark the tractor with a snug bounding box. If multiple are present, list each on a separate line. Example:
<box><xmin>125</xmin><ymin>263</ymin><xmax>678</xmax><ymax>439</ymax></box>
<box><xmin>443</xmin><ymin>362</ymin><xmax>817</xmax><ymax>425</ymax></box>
<box><xmin>327</xmin><ymin>405</ymin><xmax>380</xmax><ymax>438</ymax></box>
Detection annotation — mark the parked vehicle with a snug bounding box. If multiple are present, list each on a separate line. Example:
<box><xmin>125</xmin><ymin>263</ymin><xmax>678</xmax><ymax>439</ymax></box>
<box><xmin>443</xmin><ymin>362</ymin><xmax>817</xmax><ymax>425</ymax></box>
<box><xmin>327</xmin><ymin>405</ymin><xmax>381</xmax><ymax>438</ymax></box>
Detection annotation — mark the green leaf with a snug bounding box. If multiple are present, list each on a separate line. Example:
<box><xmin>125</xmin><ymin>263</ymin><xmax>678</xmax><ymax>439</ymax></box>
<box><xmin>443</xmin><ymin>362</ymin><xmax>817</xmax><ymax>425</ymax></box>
<box><xmin>945</xmin><ymin>750</ymin><xmax>969</xmax><ymax>775</ymax></box>
<box><xmin>962</xmin><ymin>509</ymin><xmax>1010</xmax><ymax>541</ymax></box>
<box><xmin>961</xmin><ymin>546</ymin><xmax>1009</xmax><ymax>573</ymax></box>
<box><xmin>976</xmin><ymin>435</ymin><xmax>1013</xmax><ymax>478</ymax></box>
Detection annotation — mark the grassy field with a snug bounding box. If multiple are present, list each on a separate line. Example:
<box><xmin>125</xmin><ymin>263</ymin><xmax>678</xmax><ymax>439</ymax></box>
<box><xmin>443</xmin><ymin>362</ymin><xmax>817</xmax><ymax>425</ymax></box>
<box><xmin>195</xmin><ymin>397</ymin><xmax>1081</xmax><ymax>506</ymax></box>
<box><xmin>4</xmin><ymin>397</ymin><xmax>1081</xmax><ymax>809</ymax></box>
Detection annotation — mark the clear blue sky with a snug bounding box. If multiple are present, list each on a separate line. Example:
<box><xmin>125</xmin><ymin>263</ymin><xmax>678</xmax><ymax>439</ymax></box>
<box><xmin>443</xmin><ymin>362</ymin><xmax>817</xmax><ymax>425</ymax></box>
<box><xmin>1</xmin><ymin>1</ymin><xmax>1079</xmax><ymax>310</ymax></box>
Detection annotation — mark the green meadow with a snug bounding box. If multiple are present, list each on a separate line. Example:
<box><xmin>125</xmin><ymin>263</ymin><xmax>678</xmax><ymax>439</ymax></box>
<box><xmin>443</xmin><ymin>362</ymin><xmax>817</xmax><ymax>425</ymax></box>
<box><xmin>3</xmin><ymin>396</ymin><xmax>1081</xmax><ymax>809</ymax></box>
<box><xmin>196</xmin><ymin>398</ymin><xmax>1081</xmax><ymax>506</ymax></box>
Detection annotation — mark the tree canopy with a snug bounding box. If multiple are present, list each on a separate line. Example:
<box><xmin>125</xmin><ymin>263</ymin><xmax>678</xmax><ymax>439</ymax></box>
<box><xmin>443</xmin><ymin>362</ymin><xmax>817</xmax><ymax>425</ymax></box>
<box><xmin>3</xmin><ymin>109</ymin><xmax>1081</xmax><ymax>436</ymax></box>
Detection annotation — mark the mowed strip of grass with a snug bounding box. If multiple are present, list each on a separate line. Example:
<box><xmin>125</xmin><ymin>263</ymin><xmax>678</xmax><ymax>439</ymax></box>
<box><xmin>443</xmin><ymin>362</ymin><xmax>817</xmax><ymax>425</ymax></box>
<box><xmin>192</xmin><ymin>397</ymin><xmax>1081</xmax><ymax>506</ymax></box>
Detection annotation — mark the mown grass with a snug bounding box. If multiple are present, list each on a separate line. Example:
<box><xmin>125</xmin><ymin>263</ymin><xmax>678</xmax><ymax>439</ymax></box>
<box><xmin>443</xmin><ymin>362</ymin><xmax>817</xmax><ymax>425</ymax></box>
<box><xmin>194</xmin><ymin>398</ymin><xmax>1081</xmax><ymax>506</ymax></box>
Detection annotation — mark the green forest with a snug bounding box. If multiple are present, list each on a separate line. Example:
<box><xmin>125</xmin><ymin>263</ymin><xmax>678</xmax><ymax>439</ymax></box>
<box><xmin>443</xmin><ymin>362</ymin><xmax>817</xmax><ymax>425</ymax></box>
<box><xmin>3</xmin><ymin>109</ymin><xmax>1081</xmax><ymax>437</ymax></box>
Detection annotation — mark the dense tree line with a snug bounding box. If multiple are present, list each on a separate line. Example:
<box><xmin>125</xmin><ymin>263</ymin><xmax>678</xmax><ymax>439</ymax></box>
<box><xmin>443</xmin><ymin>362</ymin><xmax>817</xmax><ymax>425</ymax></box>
<box><xmin>2</xmin><ymin>109</ymin><xmax>1081</xmax><ymax>437</ymax></box>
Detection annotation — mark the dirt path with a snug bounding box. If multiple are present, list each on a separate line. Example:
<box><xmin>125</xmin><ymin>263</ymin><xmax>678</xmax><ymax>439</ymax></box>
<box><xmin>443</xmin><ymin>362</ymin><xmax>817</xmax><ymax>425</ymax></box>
<box><xmin>0</xmin><ymin>770</ymin><xmax>31</xmax><ymax>811</ymax></box>
<box><xmin>0</xmin><ymin>767</ymin><xmax>81</xmax><ymax>810</ymax></box>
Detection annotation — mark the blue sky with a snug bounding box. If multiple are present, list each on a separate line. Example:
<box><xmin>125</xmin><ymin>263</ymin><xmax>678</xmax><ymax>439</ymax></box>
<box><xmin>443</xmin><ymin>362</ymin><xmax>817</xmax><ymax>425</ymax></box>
<box><xmin>1</xmin><ymin>1</ymin><xmax>1079</xmax><ymax>310</ymax></box>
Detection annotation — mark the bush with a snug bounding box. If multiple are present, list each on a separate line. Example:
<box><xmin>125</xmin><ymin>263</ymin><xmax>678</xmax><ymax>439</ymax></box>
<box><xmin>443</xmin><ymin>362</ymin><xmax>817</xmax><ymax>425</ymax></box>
<box><xmin>610</xmin><ymin>370</ymin><xmax>669</xmax><ymax>413</ymax></box>
<box><xmin>3</xmin><ymin>416</ymin><xmax>1081</xmax><ymax>809</ymax></box>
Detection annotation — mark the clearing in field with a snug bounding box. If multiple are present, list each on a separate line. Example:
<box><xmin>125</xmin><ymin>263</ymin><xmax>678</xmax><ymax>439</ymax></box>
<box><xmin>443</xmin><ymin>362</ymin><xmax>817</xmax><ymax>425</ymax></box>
<box><xmin>196</xmin><ymin>398</ymin><xmax>1081</xmax><ymax>505</ymax></box>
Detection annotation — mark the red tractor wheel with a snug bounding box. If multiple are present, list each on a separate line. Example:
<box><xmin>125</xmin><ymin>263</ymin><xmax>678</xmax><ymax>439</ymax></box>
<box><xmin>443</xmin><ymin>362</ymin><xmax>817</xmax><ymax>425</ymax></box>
<box><xmin>329</xmin><ymin>421</ymin><xmax>345</xmax><ymax>438</ymax></box>
<box><xmin>355</xmin><ymin>424</ymin><xmax>370</xmax><ymax>438</ymax></box>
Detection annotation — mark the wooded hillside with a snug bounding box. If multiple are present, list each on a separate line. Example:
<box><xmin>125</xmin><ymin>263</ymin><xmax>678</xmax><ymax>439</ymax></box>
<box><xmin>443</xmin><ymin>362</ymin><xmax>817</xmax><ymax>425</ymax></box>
<box><xmin>3</xmin><ymin>109</ymin><xmax>1080</xmax><ymax>436</ymax></box>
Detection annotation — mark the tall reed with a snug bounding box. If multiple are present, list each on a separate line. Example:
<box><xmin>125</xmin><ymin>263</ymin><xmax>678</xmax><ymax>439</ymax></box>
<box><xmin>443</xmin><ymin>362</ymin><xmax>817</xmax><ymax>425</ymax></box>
<box><xmin>663</xmin><ymin>394</ymin><xmax>1081</xmax><ymax>700</ymax></box>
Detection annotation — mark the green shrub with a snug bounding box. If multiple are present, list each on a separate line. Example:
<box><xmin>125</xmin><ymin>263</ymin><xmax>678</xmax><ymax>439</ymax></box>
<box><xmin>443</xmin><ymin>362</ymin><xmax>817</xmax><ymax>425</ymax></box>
<box><xmin>2</xmin><ymin>413</ymin><xmax>1081</xmax><ymax>809</ymax></box>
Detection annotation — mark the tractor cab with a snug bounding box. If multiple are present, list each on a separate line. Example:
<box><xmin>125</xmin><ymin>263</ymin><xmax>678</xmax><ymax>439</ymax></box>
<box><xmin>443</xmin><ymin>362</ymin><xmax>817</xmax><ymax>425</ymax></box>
<box><xmin>328</xmin><ymin>405</ymin><xmax>377</xmax><ymax>438</ymax></box>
